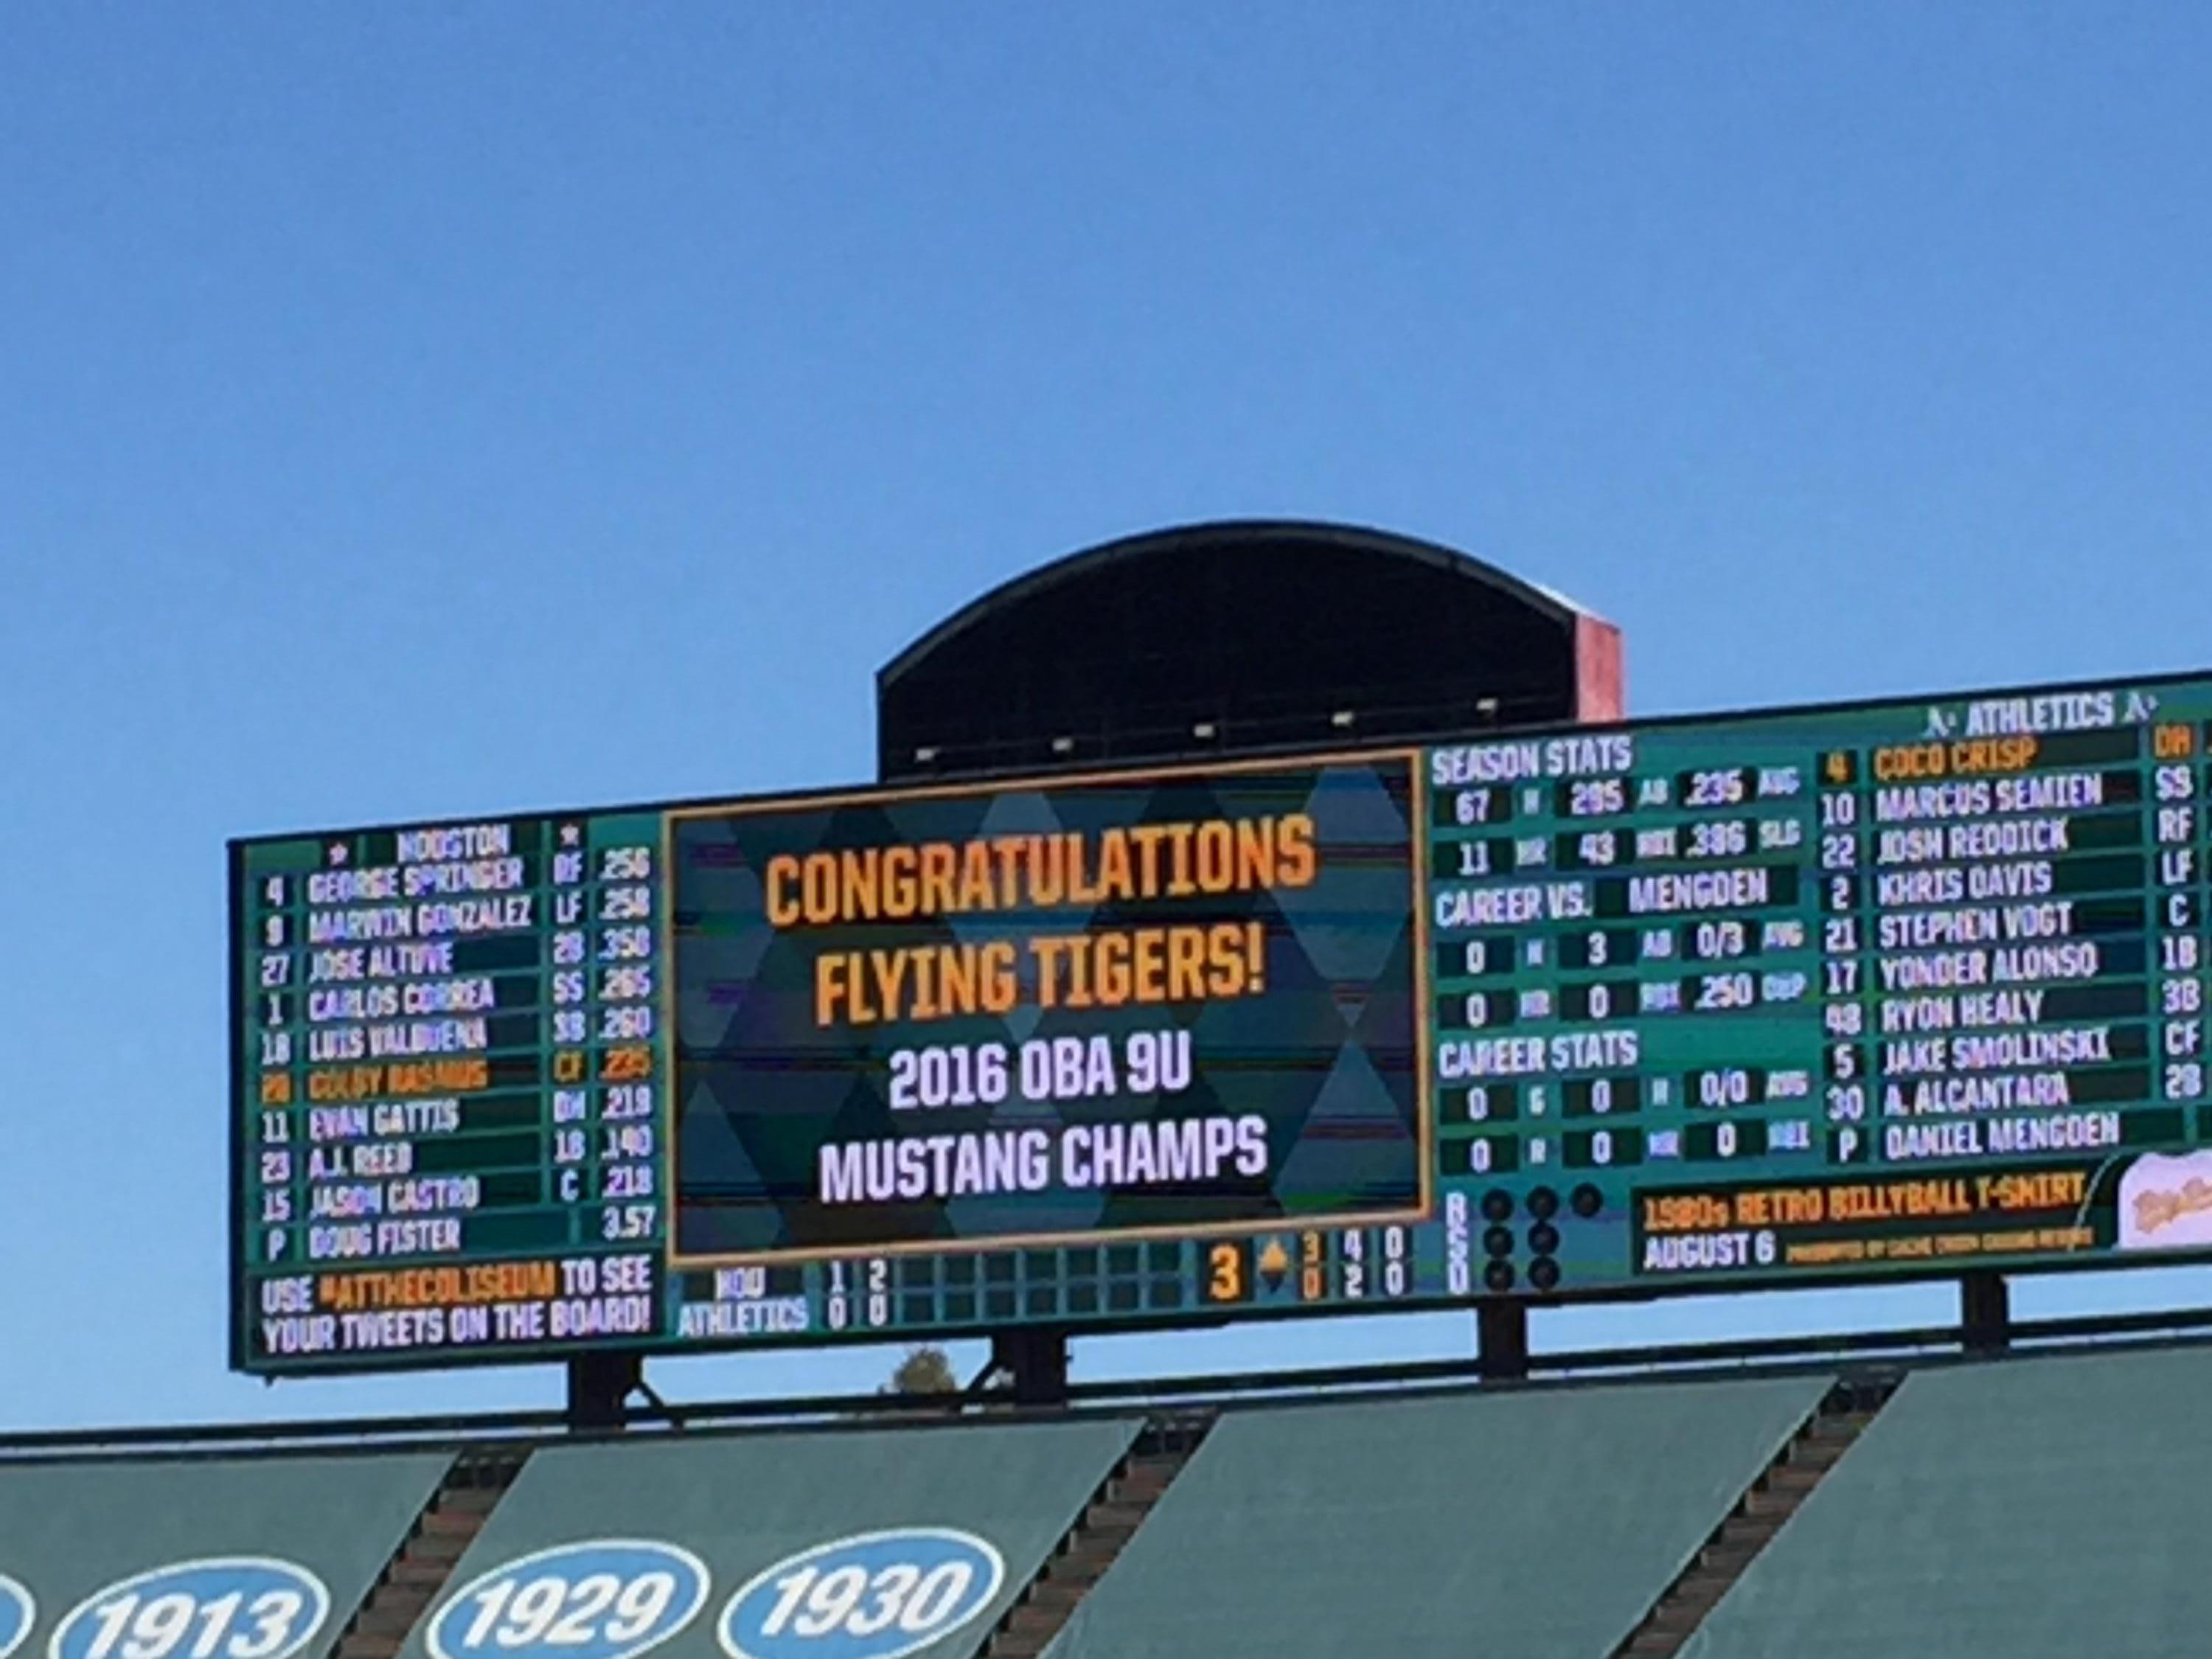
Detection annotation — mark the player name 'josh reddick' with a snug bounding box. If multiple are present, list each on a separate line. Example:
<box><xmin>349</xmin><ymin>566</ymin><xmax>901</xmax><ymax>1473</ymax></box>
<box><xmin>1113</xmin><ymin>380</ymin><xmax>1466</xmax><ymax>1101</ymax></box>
<box><xmin>1875</xmin><ymin>817</ymin><xmax>2074</xmax><ymax>863</ymax></box>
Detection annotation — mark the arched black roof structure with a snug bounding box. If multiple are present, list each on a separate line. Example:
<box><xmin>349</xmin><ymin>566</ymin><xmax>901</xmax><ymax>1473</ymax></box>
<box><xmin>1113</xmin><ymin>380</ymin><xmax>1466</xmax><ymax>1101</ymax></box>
<box><xmin>877</xmin><ymin>520</ymin><xmax>1621</xmax><ymax>780</ymax></box>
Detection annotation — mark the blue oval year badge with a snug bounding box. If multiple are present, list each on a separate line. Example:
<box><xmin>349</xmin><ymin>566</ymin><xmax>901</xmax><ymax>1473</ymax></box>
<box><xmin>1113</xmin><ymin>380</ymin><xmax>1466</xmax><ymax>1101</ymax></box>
<box><xmin>0</xmin><ymin>1574</ymin><xmax>32</xmax><ymax>1659</ymax></box>
<box><xmin>719</xmin><ymin>1529</ymin><xmax>1004</xmax><ymax>1659</ymax></box>
<box><xmin>427</xmin><ymin>1540</ymin><xmax>711</xmax><ymax>1659</ymax></box>
<box><xmin>48</xmin><ymin>1558</ymin><xmax>329</xmax><ymax>1659</ymax></box>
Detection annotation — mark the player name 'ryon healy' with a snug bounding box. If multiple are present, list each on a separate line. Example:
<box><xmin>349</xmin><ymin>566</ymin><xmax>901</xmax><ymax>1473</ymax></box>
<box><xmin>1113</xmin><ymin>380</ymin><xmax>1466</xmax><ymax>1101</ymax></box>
<box><xmin>1880</xmin><ymin>988</ymin><xmax>2053</xmax><ymax>1031</ymax></box>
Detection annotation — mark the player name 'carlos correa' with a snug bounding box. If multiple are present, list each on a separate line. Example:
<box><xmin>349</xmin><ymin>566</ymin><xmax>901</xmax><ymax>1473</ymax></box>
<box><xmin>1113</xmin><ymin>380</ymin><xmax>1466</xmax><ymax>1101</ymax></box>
<box><xmin>305</xmin><ymin>978</ymin><xmax>498</xmax><ymax>1021</ymax></box>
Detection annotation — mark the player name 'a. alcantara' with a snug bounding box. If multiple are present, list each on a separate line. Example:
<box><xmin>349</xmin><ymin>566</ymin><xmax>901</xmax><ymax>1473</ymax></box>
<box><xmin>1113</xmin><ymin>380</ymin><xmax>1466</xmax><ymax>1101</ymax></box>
<box><xmin>1882</xmin><ymin>1072</ymin><xmax>2079</xmax><ymax>1115</ymax></box>
<box><xmin>818</xmin><ymin>1116</ymin><xmax>1269</xmax><ymax>1205</ymax></box>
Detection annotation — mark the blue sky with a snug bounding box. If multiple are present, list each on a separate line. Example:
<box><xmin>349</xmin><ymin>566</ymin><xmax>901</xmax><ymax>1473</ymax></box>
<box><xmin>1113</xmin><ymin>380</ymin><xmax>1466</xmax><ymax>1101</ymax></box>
<box><xmin>4</xmin><ymin>4</ymin><xmax>2212</xmax><ymax>1428</ymax></box>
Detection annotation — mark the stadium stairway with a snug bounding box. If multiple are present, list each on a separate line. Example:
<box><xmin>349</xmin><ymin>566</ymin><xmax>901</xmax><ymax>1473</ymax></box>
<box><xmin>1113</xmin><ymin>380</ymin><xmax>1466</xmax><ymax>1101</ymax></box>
<box><xmin>975</xmin><ymin>1411</ymin><xmax>1215</xmax><ymax>1659</ymax></box>
<box><xmin>1610</xmin><ymin>1377</ymin><xmax>1896</xmax><ymax>1659</ymax></box>
<box><xmin>334</xmin><ymin>1447</ymin><xmax>529</xmax><ymax>1659</ymax></box>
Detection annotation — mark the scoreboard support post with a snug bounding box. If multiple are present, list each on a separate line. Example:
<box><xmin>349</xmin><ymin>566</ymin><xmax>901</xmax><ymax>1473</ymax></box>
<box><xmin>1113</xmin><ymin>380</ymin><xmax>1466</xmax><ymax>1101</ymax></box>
<box><xmin>566</xmin><ymin>1351</ymin><xmax>644</xmax><ymax>1431</ymax></box>
<box><xmin>1960</xmin><ymin>1273</ymin><xmax>2011</xmax><ymax>1357</ymax></box>
<box><xmin>987</xmin><ymin>1327</ymin><xmax>1071</xmax><ymax>1407</ymax></box>
<box><xmin>1476</xmin><ymin>1301</ymin><xmax>1530</xmax><ymax>1382</ymax></box>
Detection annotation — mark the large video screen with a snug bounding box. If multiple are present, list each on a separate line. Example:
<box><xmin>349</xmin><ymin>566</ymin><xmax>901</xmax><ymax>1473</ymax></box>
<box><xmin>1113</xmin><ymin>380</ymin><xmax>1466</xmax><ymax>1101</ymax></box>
<box><xmin>234</xmin><ymin>671</ymin><xmax>2212</xmax><ymax>1372</ymax></box>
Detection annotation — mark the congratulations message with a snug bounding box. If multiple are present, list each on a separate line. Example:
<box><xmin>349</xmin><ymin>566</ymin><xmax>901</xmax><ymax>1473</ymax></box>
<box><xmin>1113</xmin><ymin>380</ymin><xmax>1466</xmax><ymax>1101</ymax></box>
<box><xmin>671</xmin><ymin>759</ymin><xmax>1423</xmax><ymax>1261</ymax></box>
<box><xmin>763</xmin><ymin>814</ymin><xmax>1316</xmax><ymax>1028</ymax></box>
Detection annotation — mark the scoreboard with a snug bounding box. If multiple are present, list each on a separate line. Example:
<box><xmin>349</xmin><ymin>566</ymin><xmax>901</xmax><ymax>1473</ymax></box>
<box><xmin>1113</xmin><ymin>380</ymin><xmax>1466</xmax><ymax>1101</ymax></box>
<box><xmin>234</xmin><ymin>670</ymin><xmax>2212</xmax><ymax>1373</ymax></box>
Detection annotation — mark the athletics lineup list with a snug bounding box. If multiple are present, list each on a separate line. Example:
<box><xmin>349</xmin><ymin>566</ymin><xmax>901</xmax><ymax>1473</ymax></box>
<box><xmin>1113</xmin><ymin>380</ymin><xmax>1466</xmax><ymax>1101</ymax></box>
<box><xmin>234</xmin><ymin>672</ymin><xmax>2212</xmax><ymax>1374</ymax></box>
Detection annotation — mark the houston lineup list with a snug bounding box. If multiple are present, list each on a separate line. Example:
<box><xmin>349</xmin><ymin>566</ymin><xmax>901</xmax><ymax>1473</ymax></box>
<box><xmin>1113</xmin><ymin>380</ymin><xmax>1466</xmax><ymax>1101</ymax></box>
<box><xmin>234</xmin><ymin>673</ymin><xmax>2212</xmax><ymax>1374</ymax></box>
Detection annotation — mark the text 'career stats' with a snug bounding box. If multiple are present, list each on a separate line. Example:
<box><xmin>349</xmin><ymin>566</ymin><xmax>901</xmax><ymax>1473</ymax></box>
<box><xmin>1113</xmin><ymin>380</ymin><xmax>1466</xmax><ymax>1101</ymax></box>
<box><xmin>234</xmin><ymin>672</ymin><xmax>2212</xmax><ymax>1373</ymax></box>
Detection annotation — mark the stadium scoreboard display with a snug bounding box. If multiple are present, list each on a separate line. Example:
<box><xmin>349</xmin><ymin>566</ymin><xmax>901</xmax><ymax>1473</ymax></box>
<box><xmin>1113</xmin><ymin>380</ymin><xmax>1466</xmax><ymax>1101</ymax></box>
<box><xmin>234</xmin><ymin>671</ymin><xmax>2212</xmax><ymax>1372</ymax></box>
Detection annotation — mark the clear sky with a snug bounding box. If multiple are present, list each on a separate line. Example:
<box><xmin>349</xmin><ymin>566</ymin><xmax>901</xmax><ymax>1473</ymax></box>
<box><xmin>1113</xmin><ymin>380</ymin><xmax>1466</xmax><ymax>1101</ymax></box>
<box><xmin>5</xmin><ymin>4</ymin><xmax>2212</xmax><ymax>1430</ymax></box>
